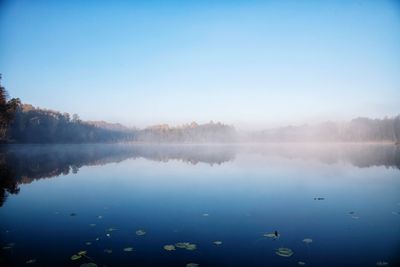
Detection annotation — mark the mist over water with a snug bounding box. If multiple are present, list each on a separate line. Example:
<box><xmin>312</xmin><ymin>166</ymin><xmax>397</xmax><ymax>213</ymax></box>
<box><xmin>1</xmin><ymin>1</ymin><xmax>400</xmax><ymax>266</ymax></box>
<box><xmin>1</xmin><ymin>144</ymin><xmax>399</xmax><ymax>266</ymax></box>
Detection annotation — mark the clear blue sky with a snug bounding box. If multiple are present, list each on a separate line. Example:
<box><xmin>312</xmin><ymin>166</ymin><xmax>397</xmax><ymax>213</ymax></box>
<box><xmin>0</xmin><ymin>0</ymin><xmax>399</xmax><ymax>129</ymax></box>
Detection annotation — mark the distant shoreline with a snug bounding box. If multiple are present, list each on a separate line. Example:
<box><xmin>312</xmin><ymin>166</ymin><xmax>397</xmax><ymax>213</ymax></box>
<box><xmin>1</xmin><ymin>141</ymin><xmax>398</xmax><ymax>146</ymax></box>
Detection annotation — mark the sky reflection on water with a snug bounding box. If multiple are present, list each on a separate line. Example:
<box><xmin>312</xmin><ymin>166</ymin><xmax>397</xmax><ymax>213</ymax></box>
<box><xmin>0</xmin><ymin>144</ymin><xmax>399</xmax><ymax>267</ymax></box>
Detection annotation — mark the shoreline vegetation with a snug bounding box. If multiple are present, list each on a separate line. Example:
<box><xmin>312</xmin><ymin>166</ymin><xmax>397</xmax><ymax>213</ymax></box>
<box><xmin>1</xmin><ymin>77</ymin><xmax>399</xmax><ymax>144</ymax></box>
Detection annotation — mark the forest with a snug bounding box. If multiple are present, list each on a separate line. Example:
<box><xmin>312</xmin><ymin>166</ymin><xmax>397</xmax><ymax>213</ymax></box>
<box><xmin>1</xmin><ymin>77</ymin><xmax>399</xmax><ymax>144</ymax></box>
<box><xmin>0</xmin><ymin>78</ymin><xmax>235</xmax><ymax>143</ymax></box>
<box><xmin>251</xmin><ymin>117</ymin><xmax>400</xmax><ymax>143</ymax></box>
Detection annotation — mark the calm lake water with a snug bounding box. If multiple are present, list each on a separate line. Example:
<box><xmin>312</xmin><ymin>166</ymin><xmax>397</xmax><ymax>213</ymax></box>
<box><xmin>0</xmin><ymin>144</ymin><xmax>399</xmax><ymax>267</ymax></box>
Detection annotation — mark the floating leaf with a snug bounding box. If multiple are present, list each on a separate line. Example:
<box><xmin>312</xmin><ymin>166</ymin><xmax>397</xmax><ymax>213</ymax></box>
<box><xmin>80</xmin><ymin>263</ymin><xmax>97</xmax><ymax>267</ymax></box>
<box><xmin>26</xmin><ymin>259</ymin><xmax>36</xmax><ymax>264</ymax></box>
<box><xmin>264</xmin><ymin>232</ymin><xmax>279</xmax><ymax>239</ymax></box>
<box><xmin>298</xmin><ymin>261</ymin><xmax>306</xmax><ymax>265</ymax></box>
<box><xmin>123</xmin><ymin>247</ymin><xmax>134</xmax><ymax>252</ymax></box>
<box><xmin>175</xmin><ymin>242</ymin><xmax>190</xmax><ymax>249</ymax></box>
<box><xmin>275</xmin><ymin>247</ymin><xmax>294</xmax><ymax>257</ymax></box>
<box><xmin>264</xmin><ymin>233</ymin><xmax>275</xmax><ymax>238</ymax></box>
<box><xmin>174</xmin><ymin>242</ymin><xmax>196</xmax><ymax>251</ymax></box>
<box><xmin>376</xmin><ymin>261</ymin><xmax>389</xmax><ymax>266</ymax></box>
<box><xmin>213</xmin><ymin>241</ymin><xmax>222</xmax><ymax>245</ymax></box>
<box><xmin>163</xmin><ymin>245</ymin><xmax>176</xmax><ymax>251</ymax></box>
<box><xmin>3</xmin><ymin>242</ymin><xmax>16</xmax><ymax>249</ymax></box>
<box><xmin>103</xmin><ymin>249</ymin><xmax>112</xmax><ymax>254</ymax></box>
<box><xmin>302</xmin><ymin>238</ymin><xmax>313</xmax><ymax>244</ymax></box>
<box><xmin>185</xmin><ymin>244</ymin><xmax>197</xmax><ymax>251</ymax></box>
<box><xmin>186</xmin><ymin>263</ymin><xmax>199</xmax><ymax>267</ymax></box>
<box><xmin>71</xmin><ymin>254</ymin><xmax>81</xmax><ymax>260</ymax></box>
<box><xmin>135</xmin><ymin>229</ymin><xmax>146</xmax><ymax>236</ymax></box>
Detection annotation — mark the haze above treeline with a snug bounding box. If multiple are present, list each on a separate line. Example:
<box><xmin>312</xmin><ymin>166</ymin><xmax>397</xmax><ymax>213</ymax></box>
<box><xmin>1</xmin><ymin>83</ymin><xmax>399</xmax><ymax>144</ymax></box>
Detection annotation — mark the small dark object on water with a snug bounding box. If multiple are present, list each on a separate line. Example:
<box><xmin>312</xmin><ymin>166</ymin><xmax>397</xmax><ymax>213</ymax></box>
<box><xmin>349</xmin><ymin>211</ymin><xmax>355</xmax><ymax>215</ymax></box>
<box><xmin>70</xmin><ymin>213</ymin><xmax>77</xmax><ymax>216</ymax></box>
<box><xmin>314</xmin><ymin>197</ymin><xmax>325</xmax><ymax>200</ymax></box>
<box><xmin>274</xmin><ymin>230</ymin><xmax>279</xmax><ymax>237</ymax></box>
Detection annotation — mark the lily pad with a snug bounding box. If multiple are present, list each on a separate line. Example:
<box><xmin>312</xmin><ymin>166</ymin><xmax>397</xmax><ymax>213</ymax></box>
<box><xmin>123</xmin><ymin>247</ymin><xmax>134</xmax><ymax>252</ymax></box>
<box><xmin>174</xmin><ymin>242</ymin><xmax>196</xmax><ymax>250</ymax></box>
<box><xmin>185</xmin><ymin>244</ymin><xmax>197</xmax><ymax>251</ymax></box>
<box><xmin>175</xmin><ymin>242</ymin><xmax>190</xmax><ymax>248</ymax></box>
<box><xmin>135</xmin><ymin>229</ymin><xmax>146</xmax><ymax>236</ymax></box>
<box><xmin>26</xmin><ymin>259</ymin><xmax>36</xmax><ymax>264</ymax></box>
<box><xmin>80</xmin><ymin>263</ymin><xmax>97</xmax><ymax>267</ymax></box>
<box><xmin>71</xmin><ymin>254</ymin><xmax>81</xmax><ymax>260</ymax></box>
<box><xmin>3</xmin><ymin>242</ymin><xmax>15</xmax><ymax>250</ymax></box>
<box><xmin>186</xmin><ymin>263</ymin><xmax>199</xmax><ymax>267</ymax></box>
<box><xmin>376</xmin><ymin>261</ymin><xmax>389</xmax><ymax>266</ymax></box>
<box><xmin>213</xmin><ymin>241</ymin><xmax>222</xmax><ymax>245</ymax></box>
<box><xmin>275</xmin><ymin>247</ymin><xmax>294</xmax><ymax>257</ymax></box>
<box><xmin>264</xmin><ymin>232</ymin><xmax>279</xmax><ymax>239</ymax></box>
<box><xmin>78</xmin><ymin>251</ymin><xmax>87</xmax><ymax>256</ymax></box>
<box><xmin>264</xmin><ymin>233</ymin><xmax>275</xmax><ymax>238</ymax></box>
<box><xmin>103</xmin><ymin>249</ymin><xmax>112</xmax><ymax>254</ymax></box>
<box><xmin>163</xmin><ymin>245</ymin><xmax>176</xmax><ymax>251</ymax></box>
<box><xmin>302</xmin><ymin>238</ymin><xmax>313</xmax><ymax>244</ymax></box>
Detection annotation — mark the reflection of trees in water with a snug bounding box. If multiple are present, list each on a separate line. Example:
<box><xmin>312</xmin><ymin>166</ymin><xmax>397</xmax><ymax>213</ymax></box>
<box><xmin>245</xmin><ymin>143</ymin><xmax>400</xmax><ymax>169</ymax></box>
<box><xmin>0</xmin><ymin>156</ymin><xmax>19</xmax><ymax>207</ymax></box>
<box><xmin>0</xmin><ymin>144</ymin><xmax>236</xmax><ymax>206</ymax></box>
<box><xmin>0</xmin><ymin>143</ymin><xmax>399</xmax><ymax>207</ymax></box>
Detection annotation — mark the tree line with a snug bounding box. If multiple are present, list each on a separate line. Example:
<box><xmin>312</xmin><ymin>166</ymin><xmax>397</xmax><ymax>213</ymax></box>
<box><xmin>0</xmin><ymin>76</ymin><xmax>134</xmax><ymax>143</ymax></box>
<box><xmin>0</xmin><ymin>77</ymin><xmax>235</xmax><ymax>144</ymax></box>
<box><xmin>252</xmin><ymin>117</ymin><xmax>400</xmax><ymax>143</ymax></box>
<box><xmin>1</xmin><ymin>75</ymin><xmax>399</xmax><ymax>144</ymax></box>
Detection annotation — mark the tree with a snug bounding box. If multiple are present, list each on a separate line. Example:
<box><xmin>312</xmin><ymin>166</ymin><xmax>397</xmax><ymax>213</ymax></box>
<box><xmin>0</xmin><ymin>75</ymin><xmax>21</xmax><ymax>141</ymax></box>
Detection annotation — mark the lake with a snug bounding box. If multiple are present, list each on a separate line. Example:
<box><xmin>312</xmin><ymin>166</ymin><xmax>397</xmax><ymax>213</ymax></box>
<box><xmin>0</xmin><ymin>143</ymin><xmax>399</xmax><ymax>267</ymax></box>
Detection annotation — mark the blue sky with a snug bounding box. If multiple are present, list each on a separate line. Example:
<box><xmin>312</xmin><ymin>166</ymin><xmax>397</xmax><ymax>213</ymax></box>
<box><xmin>0</xmin><ymin>0</ymin><xmax>399</xmax><ymax>129</ymax></box>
